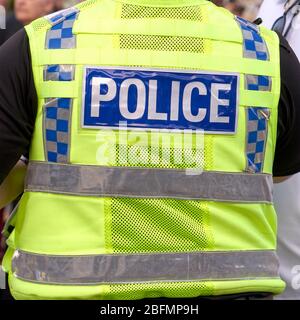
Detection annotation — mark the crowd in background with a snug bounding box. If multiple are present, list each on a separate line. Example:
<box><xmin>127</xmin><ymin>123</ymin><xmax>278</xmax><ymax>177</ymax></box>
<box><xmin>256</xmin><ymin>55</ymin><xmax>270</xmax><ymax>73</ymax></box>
<box><xmin>213</xmin><ymin>0</ymin><xmax>263</xmax><ymax>20</ymax></box>
<box><xmin>0</xmin><ymin>0</ymin><xmax>265</xmax><ymax>263</ymax></box>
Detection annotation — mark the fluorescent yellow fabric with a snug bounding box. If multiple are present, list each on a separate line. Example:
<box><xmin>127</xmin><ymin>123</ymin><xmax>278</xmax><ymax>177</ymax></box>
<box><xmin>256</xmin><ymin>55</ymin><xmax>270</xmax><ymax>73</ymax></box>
<box><xmin>3</xmin><ymin>0</ymin><xmax>284</xmax><ymax>299</ymax></box>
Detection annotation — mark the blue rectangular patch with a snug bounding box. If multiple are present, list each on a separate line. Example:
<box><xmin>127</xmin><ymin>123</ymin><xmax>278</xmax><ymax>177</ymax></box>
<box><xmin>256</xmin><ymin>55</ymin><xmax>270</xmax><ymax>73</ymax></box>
<box><xmin>82</xmin><ymin>67</ymin><xmax>239</xmax><ymax>134</ymax></box>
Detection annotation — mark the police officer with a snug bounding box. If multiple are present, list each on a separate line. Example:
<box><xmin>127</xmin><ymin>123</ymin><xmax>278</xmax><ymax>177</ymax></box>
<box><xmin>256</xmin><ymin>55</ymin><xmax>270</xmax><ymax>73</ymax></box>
<box><xmin>1</xmin><ymin>0</ymin><xmax>300</xmax><ymax>300</ymax></box>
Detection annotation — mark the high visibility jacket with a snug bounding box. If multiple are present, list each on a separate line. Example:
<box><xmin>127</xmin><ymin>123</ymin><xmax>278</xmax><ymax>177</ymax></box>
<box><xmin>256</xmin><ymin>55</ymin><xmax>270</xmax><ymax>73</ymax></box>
<box><xmin>2</xmin><ymin>0</ymin><xmax>285</xmax><ymax>300</ymax></box>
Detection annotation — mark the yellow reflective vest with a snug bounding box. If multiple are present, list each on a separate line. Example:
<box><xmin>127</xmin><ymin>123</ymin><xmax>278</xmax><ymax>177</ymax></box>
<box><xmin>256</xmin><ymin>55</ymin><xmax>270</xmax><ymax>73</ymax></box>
<box><xmin>2</xmin><ymin>0</ymin><xmax>285</xmax><ymax>299</ymax></box>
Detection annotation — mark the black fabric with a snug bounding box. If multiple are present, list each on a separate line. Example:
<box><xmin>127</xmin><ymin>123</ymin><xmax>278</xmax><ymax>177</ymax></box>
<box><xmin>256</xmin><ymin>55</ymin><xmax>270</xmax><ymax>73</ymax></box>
<box><xmin>0</xmin><ymin>274</ymin><xmax>13</xmax><ymax>300</ymax></box>
<box><xmin>0</xmin><ymin>29</ymin><xmax>37</xmax><ymax>184</ymax></box>
<box><xmin>0</xmin><ymin>13</ymin><xmax>23</xmax><ymax>47</ymax></box>
<box><xmin>0</xmin><ymin>28</ymin><xmax>300</xmax><ymax>183</ymax></box>
<box><xmin>274</xmin><ymin>33</ymin><xmax>300</xmax><ymax>177</ymax></box>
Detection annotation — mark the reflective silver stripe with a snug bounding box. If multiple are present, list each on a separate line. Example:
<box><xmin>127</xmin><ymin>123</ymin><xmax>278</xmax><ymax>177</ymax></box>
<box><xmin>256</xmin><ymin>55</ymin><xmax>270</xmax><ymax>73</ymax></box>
<box><xmin>12</xmin><ymin>250</ymin><xmax>279</xmax><ymax>285</ymax></box>
<box><xmin>25</xmin><ymin>162</ymin><xmax>273</xmax><ymax>203</ymax></box>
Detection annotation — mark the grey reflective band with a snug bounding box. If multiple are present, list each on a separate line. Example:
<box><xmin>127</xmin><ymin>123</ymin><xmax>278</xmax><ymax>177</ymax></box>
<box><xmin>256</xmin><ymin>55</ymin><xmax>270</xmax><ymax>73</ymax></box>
<box><xmin>12</xmin><ymin>250</ymin><xmax>279</xmax><ymax>285</ymax></box>
<box><xmin>25</xmin><ymin>162</ymin><xmax>273</xmax><ymax>203</ymax></box>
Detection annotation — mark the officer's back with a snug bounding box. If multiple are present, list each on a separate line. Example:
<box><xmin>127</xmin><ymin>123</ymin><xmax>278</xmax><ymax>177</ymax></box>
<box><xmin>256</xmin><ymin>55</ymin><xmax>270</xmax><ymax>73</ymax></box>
<box><xmin>1</xmin><ymin>0</ymin><xmax>300</xmax><ymax>300</ymax></box>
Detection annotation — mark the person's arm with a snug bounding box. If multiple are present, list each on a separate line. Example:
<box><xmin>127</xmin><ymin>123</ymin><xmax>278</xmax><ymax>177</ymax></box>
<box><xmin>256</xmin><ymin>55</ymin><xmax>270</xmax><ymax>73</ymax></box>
<box><xmin>273</xmin><ymin>176</ymin><xmax>292</xmax><ymax>184</ymax></box>
<box><xmin>0</xmin><ymin>29</ymin><xmax>37</xmax><ymax>187</ymax></box>
<box><xmin>273</xmin><ymin>33</ymin><xmax>300</xmax><ymax>179</ymax></box>
<box><xmin>0</xmin><ymin>160</ymin><xmax>27</xmax><ymax>209</ymax></box>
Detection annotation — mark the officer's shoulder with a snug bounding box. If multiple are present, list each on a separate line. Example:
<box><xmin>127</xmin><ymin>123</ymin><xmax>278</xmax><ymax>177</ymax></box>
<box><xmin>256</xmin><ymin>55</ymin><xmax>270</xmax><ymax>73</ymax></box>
<box><xmin>28</xmin><ymin>0</ymin><xmax>95</xmax><ymax>34</ymax></box>
<box><xmin>25</xmin><ymin>0</ymin><xmax>110</xmax><ymax>33</ymax></box>
<box><xmin>27</xmin><ymin>6</ymin><xmax>80</xmax><ymax>34</ymax></box>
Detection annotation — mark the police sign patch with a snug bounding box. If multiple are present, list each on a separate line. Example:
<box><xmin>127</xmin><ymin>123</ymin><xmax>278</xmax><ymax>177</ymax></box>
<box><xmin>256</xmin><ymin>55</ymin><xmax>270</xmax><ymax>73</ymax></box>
<box><xmin>82</xmin><ymin>67</ymin><xmax>239</xmax><ymax>134</ymax></box>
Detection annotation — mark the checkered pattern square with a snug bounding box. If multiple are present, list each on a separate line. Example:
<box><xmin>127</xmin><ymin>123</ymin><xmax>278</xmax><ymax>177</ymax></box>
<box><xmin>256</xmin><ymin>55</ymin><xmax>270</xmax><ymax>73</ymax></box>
<box><xmin>236</xmin><ymin>16</ymin><xmax>269</xmax><ymax>61</ymax></box>
<box><xmin>44</xmin><ymin>98</ymin><xmax>72</xmax><ymax>163</ymax></box>
<box><xmin>246</xmin><ymin>107</ymin><xmax>270</xmax><ymax>173</ymax></box>
<box><xmin>245</xmin><ymin>74</ymin><xmax>272</xmax><ymax>91</ymax></box>
<box><xmin>236</xmin><ymin>16</ymin><xmax>259</xmax><ymax>32</ymax></box>
<box><xmin>46</xmin><ymin>7</ymin><xmax>78</xmax><ymax>24</ymax></box>
<box><xmin>44</xmin><ymin>65</ymin><xmax>75</xmax><ymax>81</ymax></box>
<box><xmin>45</xmin><ymin>7</ymin><xmax>79</xmax><ymax>49</ymax></box>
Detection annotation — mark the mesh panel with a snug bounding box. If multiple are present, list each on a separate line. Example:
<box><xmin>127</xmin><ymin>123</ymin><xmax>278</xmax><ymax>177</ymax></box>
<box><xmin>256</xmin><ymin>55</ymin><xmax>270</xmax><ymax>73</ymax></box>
<box><xmin>31</xmin><ymin>0</ymin><xmax>97</xmax><ymax>31</ymax></box>
<box><xmin>204</xmin><ymin>136</ymin><xmax>214</xmax><ymax>170</ymax></box>
<box><xmin>108</xmin><ymin>198</ymin><xmax>212</xmax><ymax>253</ymax></box>
<box><xmin>76</xmin><ymin>0</ymin><xmax>98</xmax><ymax>10</ymax></box>
<box><xmin>116</xmin><ymin>144</ymin><xmax>205</xmax><ymax>169</ymax></box>
<box><xmin>104</xmin><ymin>3</ymin><xmax>213</xmax><ymax>286</ymax></box>
<box><xmin>120</xmin><ymin>3</ymin><xmax>207</xmax><ymax>54</ymax></box>
<box><xmin>108</xmin><ymin>138</ymin><xmax>212</xmax><ymax>255</ymax></box>
<box><xmin>31</xmin><ymin>17</ymin><xmax>51</xmax><ymax>32</ymax></box>
<box><xmin>109</xmin><ymin>281</ymin><xmax>213</xmax><ymax>299</ymax></box>
<box><xmin>121</xmin><ymin>3</ymin><xmax>203</xmax><ymax>21</ymax></box>
<box><xmin>120</xmin><ymin>34</ymin><xmax>205</xmax><ymax>53</ymax></box>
